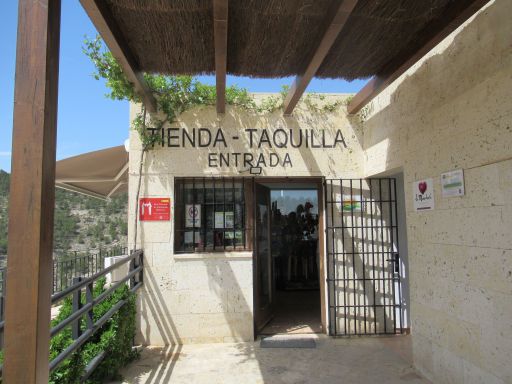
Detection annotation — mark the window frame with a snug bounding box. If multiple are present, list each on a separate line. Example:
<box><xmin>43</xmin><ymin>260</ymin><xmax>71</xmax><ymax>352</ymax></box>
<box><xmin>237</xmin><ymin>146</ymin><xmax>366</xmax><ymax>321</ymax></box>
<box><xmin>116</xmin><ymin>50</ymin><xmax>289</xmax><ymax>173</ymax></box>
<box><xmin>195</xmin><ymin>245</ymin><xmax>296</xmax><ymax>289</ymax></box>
<box><xmin>174</xmin><ymin>177</ymin><xmax>254</xmax><ymax>254</ymax></box>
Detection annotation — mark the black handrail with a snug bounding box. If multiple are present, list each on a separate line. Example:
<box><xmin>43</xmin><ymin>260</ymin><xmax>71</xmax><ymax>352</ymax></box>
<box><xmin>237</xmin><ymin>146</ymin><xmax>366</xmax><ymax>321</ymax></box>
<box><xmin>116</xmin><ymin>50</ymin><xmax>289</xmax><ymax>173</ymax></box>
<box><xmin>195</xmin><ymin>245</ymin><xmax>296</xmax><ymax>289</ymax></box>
<box><xmin>49</xmin><ymin>250</ymin><xmax>143</xmax><ymax>374</ymax></box>
<box><xmin>0</xmin><ymin>249</ymin><xmax>143</xmax><ymax>380</ymax></box>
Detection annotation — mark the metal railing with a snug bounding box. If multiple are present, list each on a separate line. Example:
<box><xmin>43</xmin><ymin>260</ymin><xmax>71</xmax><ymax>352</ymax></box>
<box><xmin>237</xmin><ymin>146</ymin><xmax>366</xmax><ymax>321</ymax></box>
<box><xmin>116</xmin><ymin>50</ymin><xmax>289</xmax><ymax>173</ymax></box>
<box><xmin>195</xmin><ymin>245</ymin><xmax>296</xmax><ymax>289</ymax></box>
<box><xmin>0</xmin><ymin>249</ymin><xmax>143</xmax><ymax>380</ymax></box>
<box><xmin>53</xmin><ymin>246</ymin><xmax>128</xmax><ymax>293</ymax></box>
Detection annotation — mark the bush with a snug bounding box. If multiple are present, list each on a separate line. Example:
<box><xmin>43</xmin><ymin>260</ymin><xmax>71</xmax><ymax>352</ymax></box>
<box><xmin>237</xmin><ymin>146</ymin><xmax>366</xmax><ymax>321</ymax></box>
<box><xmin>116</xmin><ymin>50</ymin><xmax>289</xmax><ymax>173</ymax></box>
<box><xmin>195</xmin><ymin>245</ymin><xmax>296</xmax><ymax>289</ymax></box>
<box><xmin>49</xmin><ymin>277</ymin><xmax>138</xmax><ymax>384</ymax></box>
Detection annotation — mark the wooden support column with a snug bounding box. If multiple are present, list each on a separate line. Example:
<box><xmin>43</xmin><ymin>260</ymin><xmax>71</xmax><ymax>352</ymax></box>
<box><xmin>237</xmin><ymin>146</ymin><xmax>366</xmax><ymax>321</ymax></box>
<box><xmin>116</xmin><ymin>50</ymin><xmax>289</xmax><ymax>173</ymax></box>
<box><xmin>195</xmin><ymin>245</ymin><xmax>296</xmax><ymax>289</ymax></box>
<box><xmin>4</xmin><ymin>0</ymin><xmax>61</xmax><ymax>383</ymax></box>
<box><xmin>213</xmin><ymin>0</ymin><xmax>228</xmax><ymax>114</ymax></box>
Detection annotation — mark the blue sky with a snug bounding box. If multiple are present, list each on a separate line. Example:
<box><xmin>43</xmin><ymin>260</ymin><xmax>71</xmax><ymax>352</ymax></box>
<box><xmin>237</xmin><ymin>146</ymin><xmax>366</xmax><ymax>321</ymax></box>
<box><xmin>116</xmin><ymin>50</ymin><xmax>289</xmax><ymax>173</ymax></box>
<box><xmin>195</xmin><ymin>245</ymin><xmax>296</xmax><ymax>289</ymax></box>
<box><xmin>0</xmin><ymin>1</ymin><xmax>366</xmax><ymax>172</ymax></box>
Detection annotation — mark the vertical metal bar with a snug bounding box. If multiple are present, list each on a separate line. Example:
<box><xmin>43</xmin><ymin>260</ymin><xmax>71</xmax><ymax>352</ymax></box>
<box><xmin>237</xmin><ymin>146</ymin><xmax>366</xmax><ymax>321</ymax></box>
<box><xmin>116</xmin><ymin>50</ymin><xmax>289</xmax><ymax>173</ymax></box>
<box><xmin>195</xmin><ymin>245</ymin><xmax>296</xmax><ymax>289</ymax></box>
<box><xmin>182</xmin><ymin>179</ymin><xmax>186</xmax><ymax>251</ymax></box>
<box><xmin>360</xmin><ymin>178</ymin><xmax>367</xmax><ymax>334</ymax></box>
<box><xmin>72</xmin><ymin>277</ymin><xmax>82</xmax><ymax>340</ymax></box>
<box><xmin>349</xmin><ymin>179</ymin><xmax>356</xmax><ymax>334</ymax></box>
<box><xmin>129</xmin><ymin>258</ymin><xmax>135</xmax><ymax>290</ymax></box>
<box><xmin>393</xmin><ymin>178</ymin><xmax>403</xmax><ymax>333</ymax></box>
<box><xmin>324</xmin><ymin>180</ymin><xmax>332</xmax><ymax>335</ymax></box>
<box><xmin>223</xmin><ymin>177</ymin><xmax>226</xmax><ymax>250</ymax></box>
<box><xmin>85</xmin><ymin>282</ymin><xmax>93</xmax><ymax>331</ymax></box>
<box><xmin>60</xmin><ymin>261</ymin><xmax>63</xmax><ymax>293</ymax></box>
<box><xmin>242</xmin><ymin>178</ymin><xmax>246</xmax><ymax>250</ymax></box>
<box><xmin>213</xmin><ymin>177</ymin><xmax>216</xmax><ymax>251</ymax></box>
<box><xmin>369</xmin><ymin>179</ymin><xmax>377</xmax><ymax>334</ymax></box>
<box><xmin>379</xmin><ymin>178</ymin><xmax>387</xmax><ymax>333</ymax></box>
<box><xmin>232</xmin><ymin>177</ymin><xmax>236</xmax><ymax>250</ymax></box>
<box><xmin>181</xmin><ymin>178</ymin><xmax>185</xmax><ymax>251</ymax></box>
<box><xmin>329</xmin><ymin>179</ymin><xmax>337</xmax><ymax>335</ymax></box>
<box><xmin>203</xmin><ymin>177</ymin><xmax>207</xmax><ymax>251</ymax></box>
<box><xmin>388</xmin><ymin>178</ymin><xmax>397</xmax><ymax>334</ymax></box>
<box><xmin>339</xmin><ymin>179</ymin><xmax>347</xmax><ymax>335</ymax></box>
<box><xmin>193</xmin><ymin>177</ymin><xmax>196</xmax><ymax>250</ymax></box>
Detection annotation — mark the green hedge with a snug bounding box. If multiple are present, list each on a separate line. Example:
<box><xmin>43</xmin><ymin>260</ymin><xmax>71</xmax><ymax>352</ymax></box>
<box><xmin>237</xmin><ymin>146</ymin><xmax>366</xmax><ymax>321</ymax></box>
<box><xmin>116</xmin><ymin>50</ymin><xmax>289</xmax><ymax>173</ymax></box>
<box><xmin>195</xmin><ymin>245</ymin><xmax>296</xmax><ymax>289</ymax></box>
<box><xmin>49</xmin><ymin>277</ymin><xmax>139</xmax><ymax>383</ymax></box>
<box><xmin>0</xmin><ymin>278</ymin><xmax>138</xmax><ymax>383</ymax></box>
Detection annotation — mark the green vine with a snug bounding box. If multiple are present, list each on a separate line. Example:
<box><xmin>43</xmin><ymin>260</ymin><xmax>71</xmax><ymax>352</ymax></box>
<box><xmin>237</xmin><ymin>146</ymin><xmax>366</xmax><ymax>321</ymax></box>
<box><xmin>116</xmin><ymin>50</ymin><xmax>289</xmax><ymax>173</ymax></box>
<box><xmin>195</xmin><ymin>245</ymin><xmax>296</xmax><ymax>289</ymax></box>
<box><xmin>83</xmin><ymin>35</ymin><xmax>351</xmax><ymax>148</ymax></box>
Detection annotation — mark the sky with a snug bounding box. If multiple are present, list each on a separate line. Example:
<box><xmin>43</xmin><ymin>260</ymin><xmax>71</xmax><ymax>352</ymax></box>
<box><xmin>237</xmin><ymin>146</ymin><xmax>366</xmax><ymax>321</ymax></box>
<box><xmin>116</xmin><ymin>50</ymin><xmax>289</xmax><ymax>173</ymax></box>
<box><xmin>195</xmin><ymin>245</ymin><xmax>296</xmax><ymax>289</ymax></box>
<box><xmin>0</xmin><ymin>1</ymin><xmax>366</xmax><ymax>173</ymax></box>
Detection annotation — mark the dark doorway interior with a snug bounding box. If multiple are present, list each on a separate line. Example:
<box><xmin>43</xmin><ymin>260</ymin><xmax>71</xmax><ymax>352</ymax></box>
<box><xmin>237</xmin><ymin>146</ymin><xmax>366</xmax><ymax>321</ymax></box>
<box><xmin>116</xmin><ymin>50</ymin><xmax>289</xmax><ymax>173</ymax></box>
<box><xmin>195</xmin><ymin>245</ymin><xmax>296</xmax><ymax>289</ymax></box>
<box><xmin>257</xmin><ymin>186</ymin><xmax>322</xmax><ymax>335</ymax></box>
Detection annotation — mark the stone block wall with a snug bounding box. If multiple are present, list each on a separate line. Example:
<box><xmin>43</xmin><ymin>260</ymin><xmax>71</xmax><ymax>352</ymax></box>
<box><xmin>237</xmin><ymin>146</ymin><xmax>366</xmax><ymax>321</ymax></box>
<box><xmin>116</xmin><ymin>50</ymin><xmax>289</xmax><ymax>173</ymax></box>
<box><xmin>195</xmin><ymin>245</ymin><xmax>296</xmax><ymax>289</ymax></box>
<box><xmin>128</xmin><ymin>97</ymin><xmax>364</xmax><ymax>344</ymax></box>
<box><xmin>363</xmin><ymin>1</ymin><xmax>512</xmax><ymax>382</ymax></box>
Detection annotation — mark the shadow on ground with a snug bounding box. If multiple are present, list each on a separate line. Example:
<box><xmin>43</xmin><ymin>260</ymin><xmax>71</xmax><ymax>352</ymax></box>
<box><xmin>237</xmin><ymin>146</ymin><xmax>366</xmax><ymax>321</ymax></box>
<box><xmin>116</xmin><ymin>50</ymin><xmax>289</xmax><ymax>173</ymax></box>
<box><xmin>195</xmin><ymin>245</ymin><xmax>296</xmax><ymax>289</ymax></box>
<box><xmin>108</xmin><ymin>335</ymin><xmax>429</xmax><ymax>384</ymax></box>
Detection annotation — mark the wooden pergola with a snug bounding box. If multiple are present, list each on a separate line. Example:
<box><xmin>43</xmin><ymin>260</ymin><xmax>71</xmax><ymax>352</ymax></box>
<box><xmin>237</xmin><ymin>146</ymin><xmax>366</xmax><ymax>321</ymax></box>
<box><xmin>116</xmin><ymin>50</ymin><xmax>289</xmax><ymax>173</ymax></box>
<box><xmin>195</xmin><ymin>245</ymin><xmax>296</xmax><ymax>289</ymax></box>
<box><xmin>5</xmin><ymin>0</ymin><xmax>490</xmax><ymax>382</ymax></box>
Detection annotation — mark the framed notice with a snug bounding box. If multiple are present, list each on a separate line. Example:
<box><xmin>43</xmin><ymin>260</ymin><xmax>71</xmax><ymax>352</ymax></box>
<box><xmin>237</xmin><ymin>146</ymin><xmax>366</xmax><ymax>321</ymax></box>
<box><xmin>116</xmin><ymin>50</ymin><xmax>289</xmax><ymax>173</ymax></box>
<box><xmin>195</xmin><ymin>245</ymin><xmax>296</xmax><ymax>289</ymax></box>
<box><xmin>139</xmin><ymin>198</ymin><xmax>171</xmax><ymax>221</ymax></box>
<box><xmin>215</xmin><ymin>211</ymin><xmax>234</xmax><ymax>228</ymax></box>
<box><xmin>441</xmin><ymin>169</ymin><xmax>465</xmax><ymax>197</ymax></box>
<box><xmin>413</xmin><ymin>179</ymin><xmax>434</xmax><ymax>211</ymax></box>
<box><xmin>342</xmin><ymin>195</ymin><xmax>362</xmax><ymax>212</ymax></box>
<box><xmin>185</xmin><ymin>204</ymin><xmax>201</xmax><ymax>227</ymax></box>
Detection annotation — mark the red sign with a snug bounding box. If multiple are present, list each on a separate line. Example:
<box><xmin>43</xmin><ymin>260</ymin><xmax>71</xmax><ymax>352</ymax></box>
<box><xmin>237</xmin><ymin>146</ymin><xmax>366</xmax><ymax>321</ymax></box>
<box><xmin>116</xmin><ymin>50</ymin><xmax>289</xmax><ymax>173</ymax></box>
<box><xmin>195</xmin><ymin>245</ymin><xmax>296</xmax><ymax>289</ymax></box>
<box><xmin>139</xmin><ymin>198</ymin><xmax>171</xmax><ymax>221</ymax></box>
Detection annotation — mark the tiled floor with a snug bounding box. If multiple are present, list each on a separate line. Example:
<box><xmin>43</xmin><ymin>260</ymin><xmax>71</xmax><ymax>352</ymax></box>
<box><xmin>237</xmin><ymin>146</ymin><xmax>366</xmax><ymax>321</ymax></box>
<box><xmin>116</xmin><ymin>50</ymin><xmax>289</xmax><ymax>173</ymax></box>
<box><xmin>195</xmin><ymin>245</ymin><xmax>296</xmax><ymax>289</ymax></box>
<box><xmin>109</xmin><ymin>335</ymin><xmax>430</xmax><ymax>384</ymax></box>
<box><xmin>260</xmin><ymin>290</ymin><xmax>322</xmax><ymax>335</ymax></box>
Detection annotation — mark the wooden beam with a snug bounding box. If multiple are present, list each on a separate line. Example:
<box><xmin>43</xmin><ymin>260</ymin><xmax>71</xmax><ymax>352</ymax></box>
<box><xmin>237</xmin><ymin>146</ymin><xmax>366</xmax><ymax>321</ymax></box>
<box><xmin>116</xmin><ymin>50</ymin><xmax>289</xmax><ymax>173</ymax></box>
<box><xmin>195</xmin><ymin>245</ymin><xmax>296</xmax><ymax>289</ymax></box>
<box><xmin>4</xmin><ymin>1</ymin><xmax>61</xmax><ymax>382</ymax></box>
<box><xmin>283</xmin><ymin>0</ymin><xmax>359</xmax><ymax>115</ymax></box>
<box><xmin>347</xmin><ymin>0</ymin><xmax>491</xmax><ymax>114</ymax></box>
<box><xmin>80</xmin><ymin>0</ymin><xmax>157</xmax><ymax>112</ymax></box>
<box><xmin>213</xmin><ymin>0</ymin><xmax>228</xmax><ymax>114</ymax></box>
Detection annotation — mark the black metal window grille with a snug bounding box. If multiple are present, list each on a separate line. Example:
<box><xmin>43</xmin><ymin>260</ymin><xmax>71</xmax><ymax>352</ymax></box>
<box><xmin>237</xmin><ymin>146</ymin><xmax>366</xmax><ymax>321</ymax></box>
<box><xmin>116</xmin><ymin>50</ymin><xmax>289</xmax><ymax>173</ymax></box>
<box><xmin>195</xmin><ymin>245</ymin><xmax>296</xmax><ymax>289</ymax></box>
<box><xmin>174</xmin><ymin>177</ymin><xmax>248</xmax><ymax>253</ymax></box>
<box><xmin>325</xmin><ymin>178</ymin><xmax>403</xmax><ymax>336</ymax></box>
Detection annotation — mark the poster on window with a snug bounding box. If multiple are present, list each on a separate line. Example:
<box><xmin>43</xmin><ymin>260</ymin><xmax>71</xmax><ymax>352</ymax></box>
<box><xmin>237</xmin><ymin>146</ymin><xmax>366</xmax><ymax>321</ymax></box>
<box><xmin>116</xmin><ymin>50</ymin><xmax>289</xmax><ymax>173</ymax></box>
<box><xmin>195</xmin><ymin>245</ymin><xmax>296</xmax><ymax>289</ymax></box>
<box><xmin>341</xmin><ymin>194</ymin><xmax>362</xmax><ymax>212</ymax></box>
<box><xmin>185</xmin><ymin>204</ymin><xmax>201</xmax><ymax>227</ymax></box>
<box><xmin>184</xmin><ymin>230</ymin><xmax>201</xmax><ymax>245</ymax></box>
<box><xmin>215</xmin><ymin>211</ymin><xmax>234</xmax><ymax>228</ymax></box>
<box><xmin>413</xmin><ymin>178</ymin><xmax>435</xmax><ymax>211</ymax></box>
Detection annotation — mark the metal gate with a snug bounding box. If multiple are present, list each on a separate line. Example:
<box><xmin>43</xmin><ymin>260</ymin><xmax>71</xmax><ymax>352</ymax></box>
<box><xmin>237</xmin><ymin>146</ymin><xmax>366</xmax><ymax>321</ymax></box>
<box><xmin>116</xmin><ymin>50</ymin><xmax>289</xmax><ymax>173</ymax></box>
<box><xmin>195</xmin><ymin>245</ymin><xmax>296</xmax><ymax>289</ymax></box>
<box><xmin>325</xmin><ymin>178</ymin><xmax>403</xmax><ymax>335</ymax></box>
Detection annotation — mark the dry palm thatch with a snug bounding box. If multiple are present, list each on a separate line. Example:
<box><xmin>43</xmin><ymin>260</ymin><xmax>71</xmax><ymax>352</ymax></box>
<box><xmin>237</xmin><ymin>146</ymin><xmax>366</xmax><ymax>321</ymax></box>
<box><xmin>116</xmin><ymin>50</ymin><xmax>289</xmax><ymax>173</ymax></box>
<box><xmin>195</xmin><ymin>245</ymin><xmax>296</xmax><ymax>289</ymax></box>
<box><xmin>105</xmin><ymin>0</ymin><xmax>479</xmax><ymax>80</ymax></box>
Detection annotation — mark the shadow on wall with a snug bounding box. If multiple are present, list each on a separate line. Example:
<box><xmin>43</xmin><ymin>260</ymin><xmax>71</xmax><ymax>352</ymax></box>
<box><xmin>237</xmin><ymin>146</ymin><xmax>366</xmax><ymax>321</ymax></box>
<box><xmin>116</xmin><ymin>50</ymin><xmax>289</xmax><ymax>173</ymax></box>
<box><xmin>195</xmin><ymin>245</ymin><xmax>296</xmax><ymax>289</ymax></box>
<box><xmin>362</xmin><ymin>1</ymin><xmax>503</xmax><ymax>177</ymax></box>
<box><xmin>127</xmin><ymin>98</ymin><xmax>365</xmax><ymax>381</ymax></box>
<box><xmin>326</xmin><ymin>179</ymin><xmax>403</xmax><ymax>335</ymax></box>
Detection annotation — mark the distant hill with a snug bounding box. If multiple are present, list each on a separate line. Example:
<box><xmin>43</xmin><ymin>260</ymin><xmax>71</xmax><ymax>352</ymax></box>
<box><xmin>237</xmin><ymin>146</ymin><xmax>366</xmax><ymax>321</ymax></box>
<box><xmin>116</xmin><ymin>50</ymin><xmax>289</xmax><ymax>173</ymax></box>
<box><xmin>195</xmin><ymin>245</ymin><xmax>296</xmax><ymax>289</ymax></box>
<box><xmin>0</xmin><ymin>170</ymin><xmax>128</xmax><ymax>259</ymax></box>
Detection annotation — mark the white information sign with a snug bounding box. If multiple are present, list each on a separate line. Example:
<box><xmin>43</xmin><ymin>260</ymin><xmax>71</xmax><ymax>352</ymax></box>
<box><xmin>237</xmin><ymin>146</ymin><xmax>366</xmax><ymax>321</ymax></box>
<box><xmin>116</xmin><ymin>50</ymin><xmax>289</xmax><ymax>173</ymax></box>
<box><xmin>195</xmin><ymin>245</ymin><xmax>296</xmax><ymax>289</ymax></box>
<box><xmin>185</xmin><ymin>204</ymin><xmax>201</xmax><ymax>227</ymax></box>
<box><xmin>215</xmin><ymin>211</ymin><xmax>234</xmax><ymax>228</ymax></box>
<box><xmin>441</xmin><ymin>169</ymin><xmax>465</xmax><ymax>197</ymax></box>
<box><xmin>413</xmin><ymin>178</ymin><xmax>435</xmax><ymax>211</ymax></box>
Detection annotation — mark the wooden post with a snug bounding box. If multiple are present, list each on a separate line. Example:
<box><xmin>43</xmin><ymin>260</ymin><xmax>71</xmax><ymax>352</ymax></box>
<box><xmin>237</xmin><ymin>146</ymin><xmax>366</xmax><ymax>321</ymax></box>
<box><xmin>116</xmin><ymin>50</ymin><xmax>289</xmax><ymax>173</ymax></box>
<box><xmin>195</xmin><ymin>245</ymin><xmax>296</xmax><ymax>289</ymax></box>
<box><xmin>4</xmin><ymin>0</ymin><xmax>61</xmax><ymax>383</ymax></box>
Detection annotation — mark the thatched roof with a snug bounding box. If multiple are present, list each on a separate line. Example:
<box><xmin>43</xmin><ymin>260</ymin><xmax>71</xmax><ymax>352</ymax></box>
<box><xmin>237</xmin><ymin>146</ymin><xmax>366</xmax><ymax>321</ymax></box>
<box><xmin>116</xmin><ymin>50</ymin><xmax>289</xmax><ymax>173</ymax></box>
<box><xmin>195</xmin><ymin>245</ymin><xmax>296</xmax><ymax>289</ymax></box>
<box><xmin>104</xmin><ymin>0</ymin><xmax>477</xmax><ymax>80</ymax></box>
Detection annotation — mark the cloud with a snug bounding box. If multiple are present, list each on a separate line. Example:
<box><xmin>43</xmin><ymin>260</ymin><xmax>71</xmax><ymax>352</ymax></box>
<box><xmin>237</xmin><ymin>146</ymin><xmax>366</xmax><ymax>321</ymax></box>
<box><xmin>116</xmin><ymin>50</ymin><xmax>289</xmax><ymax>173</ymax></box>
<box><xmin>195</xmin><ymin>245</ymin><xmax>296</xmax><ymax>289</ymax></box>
<box><xmin>0</xmin><ymin>151</ymin><xmax>11</xmax><ymax>157</ymax></box>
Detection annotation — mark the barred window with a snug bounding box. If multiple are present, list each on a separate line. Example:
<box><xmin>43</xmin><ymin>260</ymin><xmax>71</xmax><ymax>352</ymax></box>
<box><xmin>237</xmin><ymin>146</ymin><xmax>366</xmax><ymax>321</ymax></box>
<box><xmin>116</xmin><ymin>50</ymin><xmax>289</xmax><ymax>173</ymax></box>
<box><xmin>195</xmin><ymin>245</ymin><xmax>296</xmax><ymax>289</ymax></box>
<box><xmin>174</xmin><ymin>178</ymin><xmax>250</xmax><ymax>253</ymax></box>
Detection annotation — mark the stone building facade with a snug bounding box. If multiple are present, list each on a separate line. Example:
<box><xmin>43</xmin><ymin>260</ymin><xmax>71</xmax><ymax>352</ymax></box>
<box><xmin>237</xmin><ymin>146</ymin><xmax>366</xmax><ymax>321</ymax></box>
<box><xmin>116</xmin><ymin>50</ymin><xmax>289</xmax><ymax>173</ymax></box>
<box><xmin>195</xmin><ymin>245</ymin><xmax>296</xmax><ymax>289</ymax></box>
<box><xmin>128</xmin><ymin>1</ymin><xmax>511</xmax><ymax>382</ymax></box>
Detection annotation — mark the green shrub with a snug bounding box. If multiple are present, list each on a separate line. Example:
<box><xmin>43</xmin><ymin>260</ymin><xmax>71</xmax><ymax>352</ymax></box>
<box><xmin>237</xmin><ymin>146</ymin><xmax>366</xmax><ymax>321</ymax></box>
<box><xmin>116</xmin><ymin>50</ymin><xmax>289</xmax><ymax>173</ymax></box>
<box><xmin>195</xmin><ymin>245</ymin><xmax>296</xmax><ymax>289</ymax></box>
<box><xmin>49</xmin><ymin>277</ymin><xmax>138</xmax><ymax>384</ymax></box>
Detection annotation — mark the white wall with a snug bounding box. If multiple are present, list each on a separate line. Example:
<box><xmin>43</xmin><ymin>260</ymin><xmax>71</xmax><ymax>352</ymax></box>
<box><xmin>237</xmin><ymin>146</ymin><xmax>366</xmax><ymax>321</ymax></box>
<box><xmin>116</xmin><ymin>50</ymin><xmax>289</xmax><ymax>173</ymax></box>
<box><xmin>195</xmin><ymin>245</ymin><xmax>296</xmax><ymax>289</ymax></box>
<box><xmin>128</xmin><ymin>97</ymin><xmax>364</xmax><ymax>344</ymax></box>
<box><xmin>363</xmin><ymin>1</ymin><xmax>512</xmax><ymax>382</ymax></box>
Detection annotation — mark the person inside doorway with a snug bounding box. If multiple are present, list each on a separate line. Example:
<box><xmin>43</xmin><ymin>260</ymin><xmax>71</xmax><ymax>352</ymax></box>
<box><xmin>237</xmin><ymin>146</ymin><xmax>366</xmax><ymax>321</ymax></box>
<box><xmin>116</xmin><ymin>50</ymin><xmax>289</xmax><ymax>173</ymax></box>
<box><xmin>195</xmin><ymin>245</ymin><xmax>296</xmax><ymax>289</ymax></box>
<box><xmin>260</xmin><ymin>189</ymin><xmax>321</xmax><ymax>335</ymax></box>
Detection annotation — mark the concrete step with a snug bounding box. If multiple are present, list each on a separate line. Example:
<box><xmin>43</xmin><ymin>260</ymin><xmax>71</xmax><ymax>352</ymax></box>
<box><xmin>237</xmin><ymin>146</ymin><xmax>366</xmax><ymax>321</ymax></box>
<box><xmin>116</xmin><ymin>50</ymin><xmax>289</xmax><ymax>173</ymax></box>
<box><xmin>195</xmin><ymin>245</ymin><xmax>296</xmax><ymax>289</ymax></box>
<box><xmin>260</xmin><ymin>334</ymin><xmax>317</xmax><ymax>349</ymax></box>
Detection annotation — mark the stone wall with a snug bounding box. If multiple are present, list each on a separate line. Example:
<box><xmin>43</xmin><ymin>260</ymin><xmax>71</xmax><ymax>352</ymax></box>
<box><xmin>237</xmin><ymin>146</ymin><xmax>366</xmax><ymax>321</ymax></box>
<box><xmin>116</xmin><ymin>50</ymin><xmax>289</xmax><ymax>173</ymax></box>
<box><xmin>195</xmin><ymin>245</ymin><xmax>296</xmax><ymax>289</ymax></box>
<box><xmin>363</xmin><ymin>1</ymin><xmax>512</xmax><ymax>382</ymax></box>
<box><xmin>128</xmin><ymin>97</ymin><xmax>364</xmax><ymax>344</ymax></box>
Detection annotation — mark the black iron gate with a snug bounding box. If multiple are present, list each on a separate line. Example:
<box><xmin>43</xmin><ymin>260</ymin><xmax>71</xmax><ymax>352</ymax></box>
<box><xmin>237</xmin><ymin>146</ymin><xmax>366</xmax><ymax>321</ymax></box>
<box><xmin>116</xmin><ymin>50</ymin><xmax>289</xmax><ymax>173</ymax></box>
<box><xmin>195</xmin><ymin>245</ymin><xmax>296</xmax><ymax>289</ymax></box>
<box><xmin>325</xmin><ymin>178</ymin><xmax>403</xmax><ymax>336</ymax></box>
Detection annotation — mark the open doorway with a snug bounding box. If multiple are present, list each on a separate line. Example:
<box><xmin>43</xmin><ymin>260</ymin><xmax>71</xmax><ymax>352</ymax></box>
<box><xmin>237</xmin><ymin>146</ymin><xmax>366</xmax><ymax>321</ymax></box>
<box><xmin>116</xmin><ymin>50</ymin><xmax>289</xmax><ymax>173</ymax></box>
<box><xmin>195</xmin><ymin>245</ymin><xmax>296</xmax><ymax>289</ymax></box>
<box><xmin>254</xmin><ymin>180</ymin><xmax>323</xmax><ymax>336</ymax></box>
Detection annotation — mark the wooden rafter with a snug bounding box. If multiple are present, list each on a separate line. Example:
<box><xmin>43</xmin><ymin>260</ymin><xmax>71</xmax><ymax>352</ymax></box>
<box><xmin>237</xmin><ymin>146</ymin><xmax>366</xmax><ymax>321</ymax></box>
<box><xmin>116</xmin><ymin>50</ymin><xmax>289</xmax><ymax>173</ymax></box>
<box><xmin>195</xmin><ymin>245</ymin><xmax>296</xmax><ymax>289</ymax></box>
<box><xmin>347</xmin><ymin>0</ymin><xmax>491</xmax><ymax>114</ymax></box>
<box><xmin>283</xmin><ymin>0</ymin><xmax>359</xmax><ymax>116</ymax></box>
<box><xmin>213</xmin><ymin>0</ymin><xmax>228</xmax><ymax>114</ymax></box>
<box><xmin>80</xmin><ymin>0</ymin><xmax>157</xmax><ymax>112</ymax></box>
